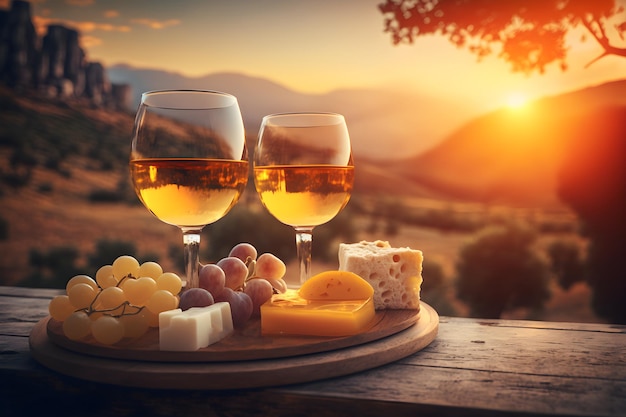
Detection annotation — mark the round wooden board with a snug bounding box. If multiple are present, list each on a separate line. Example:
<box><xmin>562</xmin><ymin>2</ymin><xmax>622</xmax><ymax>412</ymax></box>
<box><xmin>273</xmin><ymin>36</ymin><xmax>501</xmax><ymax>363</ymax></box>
<box><xmin>30</xmin><ymin>302</ymin><xmax>438</xmax><ymax>390</ymax></box>
<box><xmin>45</xmin><ymin>305</ymin><xmax>422</xmax><ymax>362</ymax></box>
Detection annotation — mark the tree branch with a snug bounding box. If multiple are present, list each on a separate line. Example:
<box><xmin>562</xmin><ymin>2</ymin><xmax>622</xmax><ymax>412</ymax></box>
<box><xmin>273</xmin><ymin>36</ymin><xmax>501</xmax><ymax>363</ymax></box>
<box><xmin>580</xmin><ymin>14</ymin><xmax>626</xmax><ymax>67</ymax></box>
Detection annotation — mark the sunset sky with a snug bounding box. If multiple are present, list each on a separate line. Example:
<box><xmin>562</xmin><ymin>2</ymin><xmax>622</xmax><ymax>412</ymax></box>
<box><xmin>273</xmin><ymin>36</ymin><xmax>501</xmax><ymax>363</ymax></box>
<box><xmin>5</xmin><ymin>0</ymin><xmax>626</xmax><ymax>120</ymax></box>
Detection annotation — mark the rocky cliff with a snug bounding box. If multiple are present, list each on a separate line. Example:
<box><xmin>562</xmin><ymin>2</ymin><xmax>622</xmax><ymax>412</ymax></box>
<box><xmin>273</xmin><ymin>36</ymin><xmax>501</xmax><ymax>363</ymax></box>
<box><xmin>0</xmin><ymin>0</ymin><xmax>131</xmax><ymax>110</ymax></box>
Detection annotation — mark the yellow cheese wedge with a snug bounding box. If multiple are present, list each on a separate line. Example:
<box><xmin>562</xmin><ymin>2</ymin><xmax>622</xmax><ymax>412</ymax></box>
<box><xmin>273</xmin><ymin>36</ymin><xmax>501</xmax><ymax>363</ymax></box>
<box><xmin>260</xmin><ymin>289</ymin><xmax>375</xmax><ymax>337</ymax></box>
<box><xmin>298</xmin><ymin>270</ymin><xmax>374</xmax><ymax>301</ymax></box>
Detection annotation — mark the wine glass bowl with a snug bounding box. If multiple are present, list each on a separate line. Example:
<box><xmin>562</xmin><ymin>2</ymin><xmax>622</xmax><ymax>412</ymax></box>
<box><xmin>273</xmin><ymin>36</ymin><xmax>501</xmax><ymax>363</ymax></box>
<box><xmin>130</xmin><ymin>90</ymin><xmax>248</xmax><ymax>289</ymax></box>
<box><xmin>253</xmin><ymin>113</ymin><xmax>354</xmax><ymax>285</ymax></box>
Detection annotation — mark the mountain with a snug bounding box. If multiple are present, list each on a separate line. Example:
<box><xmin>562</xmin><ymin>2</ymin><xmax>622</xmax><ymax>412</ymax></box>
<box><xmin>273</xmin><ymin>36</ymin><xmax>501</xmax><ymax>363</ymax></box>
<box><xmin>390</xmin><ymin>79</ymin><xmax>626</xmax><ymax>207</ymax></box>
<box><xmin>106</xmin><ymin>64</ymin><xmax>466</xmax><ymax>160</ymax></box>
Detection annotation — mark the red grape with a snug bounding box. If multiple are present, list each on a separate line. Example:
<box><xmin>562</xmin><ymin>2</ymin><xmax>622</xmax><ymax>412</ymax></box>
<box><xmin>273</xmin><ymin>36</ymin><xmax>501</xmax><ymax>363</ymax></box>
<box><xmin>266</xmin><ymin>277</ymin><xmax>288</xmax><ymax>294</ymax></box>
<box><xmin>255</xmin><ymin>253</ymin><xmax>286</xmax><ymax>280</ymax></box>
<box><xmin>217</xmin><ymin>257</ymin><xmax>249</xmax><ymax>290</ymax></box>
<box><xmin>215</xmin><ymin>287</ymin><xmax>253</xmax><ymax>327</ymax></box>
<box><xmin>228</xmin><ymin>243</ymin><xmax>257</xmax><ymax>263</ymax></box>
<box><xmin>179</xmin><ymin>288</ymin><xmax>214</xmax><ymax>311</ymax></box>
<box><xmin>198</xmin><ymin>264</ymin><xmax>226</xmax><ymax>296</ymax></box>
<box><xmin>244</xmin><ymin>278</ymin><xmax>274</xmax><ymax>316</ymax></box>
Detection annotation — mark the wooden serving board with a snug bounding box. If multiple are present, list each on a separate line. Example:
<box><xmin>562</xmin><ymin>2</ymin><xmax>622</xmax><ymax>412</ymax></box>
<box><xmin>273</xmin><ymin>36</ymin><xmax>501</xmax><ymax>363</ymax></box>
<box><xmin>29</xmin><ymin>302</ymin><xmax>438</xmax><ymax>389</ymax></box>
<box><xmin>45</xmin><ymin>306</ymin><xmax>421</xmax><ymax>362</ymax></box>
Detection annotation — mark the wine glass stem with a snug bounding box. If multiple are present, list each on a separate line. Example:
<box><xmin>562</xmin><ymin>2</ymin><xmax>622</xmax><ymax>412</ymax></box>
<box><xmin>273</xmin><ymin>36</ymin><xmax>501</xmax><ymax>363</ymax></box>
<box><xmin>295</xmin><ymin>227</ymin><xmax>314</xmax><ymax>285</ymax></box>
<box><xmin>182</xmin><ymin>228</ymin><xmax>202</xmax><ymax>289</ymax></box>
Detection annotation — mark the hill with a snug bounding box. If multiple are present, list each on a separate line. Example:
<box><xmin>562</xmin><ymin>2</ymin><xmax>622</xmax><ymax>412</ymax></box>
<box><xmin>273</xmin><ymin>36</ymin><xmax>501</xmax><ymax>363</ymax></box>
<box><xmin>391</xmin><ymin>79</ymin><xmax>626</xmax><ymax>207</ymax></box>
<box><xmin>107</xmin><ymin>64</ymin><xmax>464</xmax><ymax>160</ymax></box>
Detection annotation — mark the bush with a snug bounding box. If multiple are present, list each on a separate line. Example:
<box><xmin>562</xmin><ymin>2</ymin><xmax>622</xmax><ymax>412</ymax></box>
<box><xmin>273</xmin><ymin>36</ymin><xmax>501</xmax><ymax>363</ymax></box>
<box><xmin>86</xmin><ymin>239</ymin><xmax>139</xmax><ymax>271</ymax></box>
<box><xmin>455</xmin><ymin>220</ymin><xmax>551</xmax><ymax>318</ymax></box>
<box><xmin>0</xmin><ymin>216</ymin><xmax>8</xmax><ymax>240</ymax></box>
<box><xmin>88</xmin><ymin>189</ymin><xmax>124</xmax><ymax>203</ymax></box>
<box><xmin>547</xmin><ymin>238</ymin><xmax>586</xmax><ymax>290</ymax></box>
<box><xmin>202</xmin><ymin>204</ymin><xmax>357</xmax><ymax>264</ymax></box>
<box><xmin>21</xmin><ymin>246</ymin><xmax>82</xmax><ymax>289</ymax></box>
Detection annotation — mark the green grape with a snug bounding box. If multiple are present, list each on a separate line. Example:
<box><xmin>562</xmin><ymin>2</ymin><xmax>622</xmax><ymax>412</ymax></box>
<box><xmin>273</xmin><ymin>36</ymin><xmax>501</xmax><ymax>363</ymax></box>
<box><xmin>138</xmin><ymin>261</ymin><xmax>163</xmax><ymax>280</ymax></box>
<box><xmin>66</xmin><ymin>275</ymin><xmax>98</xmax><ymax>293</ymax></box>
<box><xmin>95</xmin><ymin>265</ymin><xmax>117</xmax><ymax>288</ymax></box>
<box><xmin>63</xmin><ymin>311</ymin><xmax>92</xmax><ymax>340</ymax></box>
<box><xmin>120</xmin><ymin>312</ymin><xmax>150</xmax><ymax>339</ymax></box>
<box><xmin>67</xmin><ymin>282</ymin><xmax>97</xmax><ymax>310</ymax></box>
<box><xmin>124</xmin><ymin>276</ymin><xmax>157</xmax><ymax>306</ymax></box>
<box><xmin>91</xmin><ymin>315</ymin><xmax>125</xmax><ymax>345</ymax></box>
<box><xmin>156</xmin><ymin>272</ymin><xmax>182</xmax><ymax>295</ymax></box>
<box><xmin>143</xmin><ymin>308</ymin><xmax>160</xmax><ymax>328</ymax></box>
<box><xmin>146</xmin><ymin>289</ymin><xmax>179</xmax><ymax>315</ymax></box>
<box><xmin>112</xmin><ymin>255</ymin><xmax>140</xmax><ymax>279</ymax></box>
<box><xmin>97</xmin><ymin>286</ymin><xmax>126</xmax><ymax>310</ymax></box>
<box><xmin>48</xmin><ymin>295</ymin><xmax>75</xmax><ymax>321</ymax></box>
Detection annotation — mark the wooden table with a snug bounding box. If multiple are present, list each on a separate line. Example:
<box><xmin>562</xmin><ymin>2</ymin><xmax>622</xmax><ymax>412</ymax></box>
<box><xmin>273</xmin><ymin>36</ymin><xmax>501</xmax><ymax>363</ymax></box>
<box><xmin>1</xmin><ymin>285</ymin><xmax>625</xmax><ymax>417</ymax></box>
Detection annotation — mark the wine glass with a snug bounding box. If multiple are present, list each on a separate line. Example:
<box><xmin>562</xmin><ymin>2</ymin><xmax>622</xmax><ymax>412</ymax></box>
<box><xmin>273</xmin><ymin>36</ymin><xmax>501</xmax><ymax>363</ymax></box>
<box><xmin>253</xmin><ymin>113</ymin><xmax>354</xmax><ymax>285</ymax></box>
<box><xmin>130</xmin><ymin>90</ymin><xmax>248</xmax><ymax>289</ymax></box>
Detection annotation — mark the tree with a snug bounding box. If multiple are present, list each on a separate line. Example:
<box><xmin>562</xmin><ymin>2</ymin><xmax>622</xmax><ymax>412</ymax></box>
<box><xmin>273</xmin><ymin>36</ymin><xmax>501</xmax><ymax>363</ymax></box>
<box><xmin>455</xmin><ymin>221</ymin><xmax>551</xmax><ymax>318</ymax></box>
<box><xmin>379</xmin><ymin>0</ymin><xmax>626</xmax><ymax>73</ymax></box>
<box><xmin>557</xmin><ymin>107</ymin><xmax>626</xmax><ymax>323</ymax></box>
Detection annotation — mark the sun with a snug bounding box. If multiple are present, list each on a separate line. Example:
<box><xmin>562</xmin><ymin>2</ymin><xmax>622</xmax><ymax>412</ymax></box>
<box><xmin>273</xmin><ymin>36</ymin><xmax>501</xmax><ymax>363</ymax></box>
<box><xmin>506</xmin><ymin>93</ymin><xmax>529</xmax><ymax>109</ymax></box>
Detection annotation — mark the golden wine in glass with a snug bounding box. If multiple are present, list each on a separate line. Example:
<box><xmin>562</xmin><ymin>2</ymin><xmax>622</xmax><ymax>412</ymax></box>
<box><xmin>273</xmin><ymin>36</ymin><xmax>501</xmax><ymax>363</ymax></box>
<box><xmin>254</xmin><ymin>113</ymin><xmax>354</xmax><ymax>285</ymax></box>
<box><xmin>130</xmin><ymin>90</ymin><xmax>248</xmax><ymax>289</ymax></box>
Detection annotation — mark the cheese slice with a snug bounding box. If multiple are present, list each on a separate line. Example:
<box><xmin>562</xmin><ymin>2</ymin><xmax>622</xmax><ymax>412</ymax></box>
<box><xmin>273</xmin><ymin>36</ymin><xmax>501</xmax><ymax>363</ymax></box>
<box><xmin>260</xmin><ymin>289</ymin><xmax>375</xmax><ymax>337</ymax></box>
<box><xmin>298</xmin><ymin>270</ymin><xmax>374</xmax><ymax>301</ymax></box>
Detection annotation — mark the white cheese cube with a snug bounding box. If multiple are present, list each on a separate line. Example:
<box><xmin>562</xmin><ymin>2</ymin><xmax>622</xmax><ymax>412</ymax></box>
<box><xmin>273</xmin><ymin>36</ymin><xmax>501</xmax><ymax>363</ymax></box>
<box><xmin>159</xmin><ymin>302</ymin><xmax>234</xmax><ymax>351</ymax></box>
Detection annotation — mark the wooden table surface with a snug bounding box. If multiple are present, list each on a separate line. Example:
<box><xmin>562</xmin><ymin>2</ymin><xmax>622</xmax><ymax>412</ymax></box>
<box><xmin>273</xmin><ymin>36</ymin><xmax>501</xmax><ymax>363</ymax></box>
<box><xmin>1</xmin><ymin>285</ymin><xmax>625</xmax><ymax>417</ymax></box>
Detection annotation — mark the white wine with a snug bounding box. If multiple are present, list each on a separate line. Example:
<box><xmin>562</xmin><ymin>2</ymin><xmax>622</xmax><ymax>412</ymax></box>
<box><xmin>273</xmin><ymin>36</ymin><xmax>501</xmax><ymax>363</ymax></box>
<box><xmin>131</xmin><ymin>158</ymin><xmax>248</xmax><ymax>227</ymax></box>
<box><xmin>254</xmin><ymin>164</ymin><xmax>354</xmax><ymax>227</ymax></box>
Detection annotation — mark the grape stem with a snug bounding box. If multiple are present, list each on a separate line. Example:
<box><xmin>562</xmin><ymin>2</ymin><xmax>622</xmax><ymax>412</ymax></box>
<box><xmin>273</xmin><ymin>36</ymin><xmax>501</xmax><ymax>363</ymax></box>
<box><xmin>116</xmin><ymin>273</ymin><xmax>136</xmax><ymax>288</ymax></box>
<box><xmin>82</xmin><ymin>291</ymin><xmax>144</xmax><ymax>318</ymax></box>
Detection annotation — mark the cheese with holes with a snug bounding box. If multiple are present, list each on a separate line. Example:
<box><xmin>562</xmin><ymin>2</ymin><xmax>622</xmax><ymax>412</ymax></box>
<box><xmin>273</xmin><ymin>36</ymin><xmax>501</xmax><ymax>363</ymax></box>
<box><xmin>338</xmin><ymin>240</ymin><xmax>423</xmax><ymax>310</ymax></box>
<box><xmin>159</xmin><ymin>302</ymin><xmax>234</xmax><ymax>351</ymax></box>
<box><xmin>260</xmin><ymin>290</ymin><xmax>375</xmax><ymax>336</ymax></box>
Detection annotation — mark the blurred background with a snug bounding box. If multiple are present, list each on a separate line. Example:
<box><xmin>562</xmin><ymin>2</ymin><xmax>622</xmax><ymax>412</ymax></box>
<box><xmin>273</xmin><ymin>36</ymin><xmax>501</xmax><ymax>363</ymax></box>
<box><xmin>1</xmin><ymin>0</ymin><xmax>625</xmax><ymax>323</ymax></box>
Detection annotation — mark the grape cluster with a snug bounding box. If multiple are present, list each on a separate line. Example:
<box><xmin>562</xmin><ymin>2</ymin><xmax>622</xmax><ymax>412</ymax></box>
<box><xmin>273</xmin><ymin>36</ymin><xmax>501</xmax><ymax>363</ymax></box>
<box><xmin>48</xmin><ymin>256</ymin><xmax>182</xmax><ymax>345</ymax></box>
<box><xmin>184</xmin><ymin>243</ymin><xmax>288</xmax><ymax>327</ymax></box>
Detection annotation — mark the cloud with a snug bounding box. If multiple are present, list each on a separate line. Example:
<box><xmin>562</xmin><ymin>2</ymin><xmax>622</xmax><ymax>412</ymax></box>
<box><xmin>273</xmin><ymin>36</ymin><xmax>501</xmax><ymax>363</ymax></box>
<box><xmin>33</xmin><ymin>16</ymin><xmax>131</xmax><ymax>34</ymax></box>
<box><xmin>65</xmin><ymin>0</ymin><xmax>95</xmax><ymax>6</ymax></box>
<box><xmin>81</xmin><ymin>35</ymin><xmax>103</xmax><ymax>48</ymax></box>
<box><xmin>131</xmin><ymin>18</ymin><xmax>181</xmax><ymax>30</ymax></box>
<box><xmin>104</xmin><ymin>10</ymin><xmax>119</xmax><ymax>18</ymax></box>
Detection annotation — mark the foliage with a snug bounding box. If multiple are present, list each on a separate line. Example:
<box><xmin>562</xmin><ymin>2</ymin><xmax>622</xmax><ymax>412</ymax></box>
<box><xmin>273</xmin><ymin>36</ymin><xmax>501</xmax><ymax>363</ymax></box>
<box><xmin>455</xmin><ymin>220</ymin><xmax>551</xmax><ymax>318</ymax></box>
<box><xmin>0</xmin><ymin>89</ymin><xmax>132</xmax><ymax>190</ymax></box>
<box><xmin>422</xmin><ymin>258</ymin><xmax>445</xmax><ymax>293</ymax></box>
<box><xmin>420</xmin><ymin>258</ymin><xmax>458</xmax><ymax>316</ymax></box>
<box><xmin>85</xmin><ymin>239</ymin><xmax>160</xmax><ymax>272</ymax></box>
<box><xmin>547</xmin><ymin>238</ymin><xmax>586</xmax><ymax>290</ymax></box>
<box><xmin>20</xmin><ymin>239</ymin><xmax>161</xmax><ymax>289</ymax></box>
<box><xmin>379</xmin><ymin>0</ymin><xmax>626</xmax><ymax>73</ymax></box>
<box><xmin>201</xmin><ymin>204</ymin><xmax>357</xmax><ymax>264</ymax></box>
<box><xmin>0</xmin><ymin>215</ymin><xmax>9</xmax><ymax>240</ymax></box>
<box><xmin>22</xmin><ymin>246</ymin><xmax>83</xmax><ymax>288</ymax></box>
<box><xmin>557</xmin><ymin>107</ymin><xmax>626</xmax><ymax>323</ymax></box>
